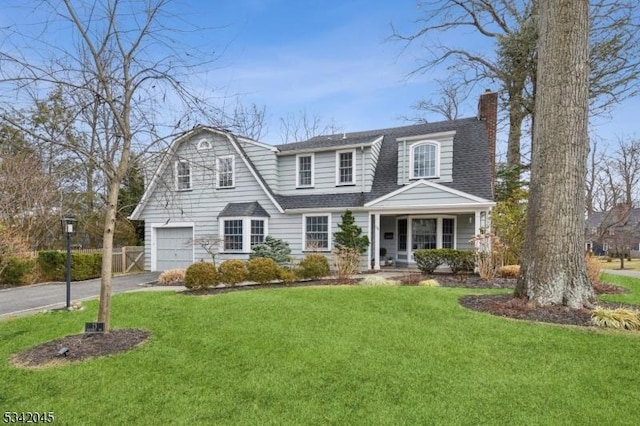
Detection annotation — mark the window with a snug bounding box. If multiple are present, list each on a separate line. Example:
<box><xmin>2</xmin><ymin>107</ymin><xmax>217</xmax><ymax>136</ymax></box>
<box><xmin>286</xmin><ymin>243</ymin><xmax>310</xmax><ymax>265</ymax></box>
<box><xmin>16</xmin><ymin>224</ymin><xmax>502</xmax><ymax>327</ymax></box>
<box><xmin>224</xmin><ymin>219</ymin><xmax>243</xmax><ymax>251</ymax></box>
<box><xmin>336</xmin><ymin>150</ymin><xmax>355</xmax><ymax>185</ymax></box>
<box><xmin>217</xmin><ymin>156</ymin><xmax>234</xmax><ymax>188</ymax></box>
<box><xmin>297</xmin><ymin>154</ymin><xmax>314</xmax><ymax>187</ymax></box>
<box><xmin>175</xmin><ymin>160</ymin><xmax>191</xmax><ymax>191</ymax></box>
<box><xmin>412</xmin><ymin>218</ymin><xmax>437</xmax><ymax>250</ymax></box>
<box><xmin>411</xmin><ymin>142</ymin><xmax>439</xmax><ymax>179</ymax></box>
<box><xmin>196</xmin><ymin>138</ymin><xmax>212</xmax><ymax>151</ymax></box>
<box><xmin>219</xmin><ymin>217</ymin><xmax>269</xmax><ymax>253</ymax></box>
<box><xmin>304</xmin><ymin>215</ymin><xmax>330</xmax><ymax>250</ymax></box>
<box><xmin>250</xmin><ymin>220</ymin><xmax>265</xmax><ymax>247</ymax></box>
<box><xmin>397</xmin><ymin>219</ymin><xmax>408</xmax><ymax>252</ymax></box>
<box><xmin>442</xmin><ymin>218</ymin><xmax>454</xmax><ymax>249</ymax></box>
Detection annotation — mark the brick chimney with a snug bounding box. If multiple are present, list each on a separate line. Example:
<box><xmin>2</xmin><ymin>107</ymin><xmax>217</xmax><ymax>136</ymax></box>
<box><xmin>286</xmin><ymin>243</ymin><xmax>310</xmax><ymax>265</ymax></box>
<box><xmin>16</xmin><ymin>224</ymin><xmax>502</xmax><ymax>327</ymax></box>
<box><xmin>478</xmin><ymin>89</ymin><xmax>498</xmax><ymax>192</ymax></box>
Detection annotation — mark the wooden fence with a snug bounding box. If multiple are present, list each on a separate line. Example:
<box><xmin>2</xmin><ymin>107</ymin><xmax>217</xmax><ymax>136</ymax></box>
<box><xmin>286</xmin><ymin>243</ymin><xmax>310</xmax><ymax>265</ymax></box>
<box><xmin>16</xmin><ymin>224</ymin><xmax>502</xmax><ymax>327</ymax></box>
<box><xmin>24</xmin><ymin>246</ymin><xmax>145</xmax><ymax>274</ymax></box>
<box><xmin>72</xmin><ymin>246</ymin><xmax>145</xmax><ymax>273</ymax></box>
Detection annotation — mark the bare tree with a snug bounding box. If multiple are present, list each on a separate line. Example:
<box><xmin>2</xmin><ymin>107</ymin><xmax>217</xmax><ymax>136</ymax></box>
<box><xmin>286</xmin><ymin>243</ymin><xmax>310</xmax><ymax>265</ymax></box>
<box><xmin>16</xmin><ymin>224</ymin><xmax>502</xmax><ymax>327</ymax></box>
<box><xmin>515</xmin><ymin>0</ymin><xmax>594</xmax><ymax>308</ymax></box>
<box><xmin>280</xmin><ymin>110</ymin><xmax>341</xmax><ymax>142</ymax></box>
<box><xmin>402</xmin><ymin>79</ymin><xmax>468</xmax><ymax>123</ymax></box>
<box><xmin>395</xmin><ymin>0</ymin><xmax>640</xmax><ymax>169</ymax></box>
<box><xmin>0</xmin><ymin>150</ymin><xmax>60</xmax><ymax>249</ymax></box>
<box><xmin>0</xmin><ymin>0</ymin><xmax>221</xmax><ymax>331</ymax></box>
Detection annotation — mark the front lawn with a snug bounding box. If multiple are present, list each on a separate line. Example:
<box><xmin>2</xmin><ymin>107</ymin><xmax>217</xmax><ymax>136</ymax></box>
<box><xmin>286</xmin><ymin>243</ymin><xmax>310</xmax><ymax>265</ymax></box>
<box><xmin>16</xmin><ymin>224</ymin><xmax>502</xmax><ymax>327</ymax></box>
<box><xmin>2</xmin><ymin>278</ymin><xmax>640</xmax><ymax>425</ymax></box>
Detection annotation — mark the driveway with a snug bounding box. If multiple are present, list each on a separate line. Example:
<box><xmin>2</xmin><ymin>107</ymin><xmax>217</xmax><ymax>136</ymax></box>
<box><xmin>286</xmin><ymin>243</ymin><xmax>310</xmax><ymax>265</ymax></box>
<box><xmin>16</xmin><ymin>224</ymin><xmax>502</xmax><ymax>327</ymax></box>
<box><xmin>0</xmin><ymin>272</ymin><xmax>162</xmax><ymax>320</ymax></box>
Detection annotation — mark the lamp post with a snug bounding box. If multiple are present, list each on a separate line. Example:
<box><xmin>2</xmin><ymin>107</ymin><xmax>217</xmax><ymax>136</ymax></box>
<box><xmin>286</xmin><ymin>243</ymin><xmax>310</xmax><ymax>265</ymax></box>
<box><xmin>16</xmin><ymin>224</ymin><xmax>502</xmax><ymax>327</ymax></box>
<box><xmin>61</xmin><ymin>216</ymin><xmax>77</xmax><ymax>309</ymax></box>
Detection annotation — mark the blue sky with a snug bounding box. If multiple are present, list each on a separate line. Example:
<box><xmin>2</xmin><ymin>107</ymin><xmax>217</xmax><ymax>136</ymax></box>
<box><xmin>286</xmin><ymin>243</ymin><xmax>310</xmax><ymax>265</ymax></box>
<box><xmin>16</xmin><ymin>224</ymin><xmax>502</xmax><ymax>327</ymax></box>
<box><xmin>181</xmin><ymin>0</ymin><xmax>639</xmax><ymax>150</ymax></box>
<box><xmin>2</xmin><ymin>0</ymin><xmax>638</xmax><ymax>154</ymax></box>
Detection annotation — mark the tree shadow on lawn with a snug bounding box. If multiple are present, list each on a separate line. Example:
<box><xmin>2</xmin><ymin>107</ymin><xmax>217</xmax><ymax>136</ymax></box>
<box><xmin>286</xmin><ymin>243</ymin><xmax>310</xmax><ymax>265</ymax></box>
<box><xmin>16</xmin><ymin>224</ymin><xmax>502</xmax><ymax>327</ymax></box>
<box><xmin>8</xmin><ymin>274</ymin><xmax>633</xmax><ymax>369</ymax></box>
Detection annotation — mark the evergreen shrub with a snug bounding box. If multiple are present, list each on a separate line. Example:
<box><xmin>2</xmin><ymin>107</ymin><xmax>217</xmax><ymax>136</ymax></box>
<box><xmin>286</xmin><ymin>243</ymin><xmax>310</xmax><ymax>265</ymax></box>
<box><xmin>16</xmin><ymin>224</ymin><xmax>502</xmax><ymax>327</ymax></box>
<box><xmin>218</xmin><ymin>259</ymin><xmax>248</xmax><ymax>286</ymax></box>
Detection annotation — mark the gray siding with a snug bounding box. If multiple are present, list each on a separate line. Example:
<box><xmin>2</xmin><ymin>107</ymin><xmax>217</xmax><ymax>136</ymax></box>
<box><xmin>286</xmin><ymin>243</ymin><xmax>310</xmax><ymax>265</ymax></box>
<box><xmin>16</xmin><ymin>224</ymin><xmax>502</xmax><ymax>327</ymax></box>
<box><xmin>277</xmin><ymin>146</ymin><xmax>375</xmax><ymax>195</ymax></box>
<box><xmin>456</xmin><ymin>213</ymin><xmax>475</xmax><ymax>250</ymax></box>
<box><xmin>396</xmin><ymin>134</ymin><xmax>454</xmax><ymax>185</ymax></box>
<box><xmin>373</xmin><ymin>184</ymin><xmax>479</xmax><ymax>208</ymax></box>
<box><xmin>239</xmin><ymin>139</ymin><xmax>279</xmax><ymax>192</ymax></box>
<box><xmin>139</xmin><ymin>130</ymin><xmax>373</xmax><ymax>270</ymax></box>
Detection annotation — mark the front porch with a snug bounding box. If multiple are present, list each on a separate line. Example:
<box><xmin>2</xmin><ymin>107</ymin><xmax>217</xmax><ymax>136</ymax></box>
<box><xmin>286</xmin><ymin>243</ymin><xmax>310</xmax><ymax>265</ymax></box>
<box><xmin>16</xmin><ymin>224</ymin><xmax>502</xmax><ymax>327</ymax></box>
<box><xmin>367</xmin><ymin>210</ymin><xmax>490</xmax><ymax>271</ymax></box>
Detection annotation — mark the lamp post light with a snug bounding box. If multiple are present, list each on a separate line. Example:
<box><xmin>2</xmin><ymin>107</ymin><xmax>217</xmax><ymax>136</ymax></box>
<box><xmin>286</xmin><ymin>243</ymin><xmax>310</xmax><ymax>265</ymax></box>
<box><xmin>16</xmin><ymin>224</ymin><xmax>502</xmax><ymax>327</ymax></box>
<box><xmin>61</xmin><ymin>216</ymin><xmax>77</xmax><ymax>309</ymax></box>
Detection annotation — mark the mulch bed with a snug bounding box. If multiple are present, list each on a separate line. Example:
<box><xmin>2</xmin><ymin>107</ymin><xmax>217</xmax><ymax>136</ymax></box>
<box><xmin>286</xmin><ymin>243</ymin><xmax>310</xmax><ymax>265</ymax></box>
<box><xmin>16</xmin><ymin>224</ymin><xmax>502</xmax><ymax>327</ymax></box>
<box><xmin>11</xmin><ymin>329</ymin><xmax>150</xmax><ymax>369</ymax></box>
<box><xmin>8</xmin><ymin>275</ymin><xmax>634</xmax><ymax>369</ymax></box>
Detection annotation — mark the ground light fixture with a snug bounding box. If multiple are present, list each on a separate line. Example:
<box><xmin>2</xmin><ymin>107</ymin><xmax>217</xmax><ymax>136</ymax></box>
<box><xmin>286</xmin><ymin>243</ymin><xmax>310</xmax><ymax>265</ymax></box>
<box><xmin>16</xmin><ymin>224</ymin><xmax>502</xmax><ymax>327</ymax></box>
<box><xmin>61</xmin><ymin>216</ymin><xmax>77</xmax><ymax>309</ymax></box>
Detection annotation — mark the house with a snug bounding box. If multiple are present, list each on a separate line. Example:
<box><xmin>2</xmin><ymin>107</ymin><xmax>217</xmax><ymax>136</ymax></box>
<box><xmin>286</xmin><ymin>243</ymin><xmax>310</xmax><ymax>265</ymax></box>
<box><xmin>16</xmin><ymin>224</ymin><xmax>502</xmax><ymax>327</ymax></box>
<box><xmin>586</xmin><ymin>204</ymin><xmax>640</xmax><ymax>257</ymax></box>
<box><xmin>130</xmin><ymin>91</ymin><xmax>498</xmax><ymax>272</ymax></box>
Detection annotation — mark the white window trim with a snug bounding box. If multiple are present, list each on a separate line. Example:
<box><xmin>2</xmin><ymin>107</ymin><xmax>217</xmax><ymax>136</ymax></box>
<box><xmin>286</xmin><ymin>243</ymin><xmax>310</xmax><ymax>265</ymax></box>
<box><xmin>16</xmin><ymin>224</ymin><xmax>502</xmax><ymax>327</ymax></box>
<box><xmin>218</xmin><ymin>217</ymin><xmax>269</xmax><ymax>253</ymax></box>
<box><xmin>409</xmin><ymin>141</ymin><xmax>440</xmax><ymax>179</ymax></box>
<box><xmin>175</xmin><ymin>159</ymin><xmax>192</xmax><ymax>191</ymax></box>
<box><xmin>302</xmin><ymin>213</ymin><xmax>332</xmax><ymax>252</ymax></box>
<box><xmin>335</xmin><ymin>149</ymin><xmax>356</xmax><ymax>186</ymax></box>
<box><xmin>196</xmin><ymin>138</ymin><xmax>212</xmax><ymax>151</ymax></box>
<box><xmin>408</xmin><ymin>215</ymin><xmax>457</xmax><ymax>251</ymax></box>
<box><xmin>216</xmin><ymin>155</ymin><xmax>235</xmax><ymax>189</ymax></box>
<box><xmin>296</xmin><ymin>153</ymin><xmax>315</xmax><ymax>188</ymax></box>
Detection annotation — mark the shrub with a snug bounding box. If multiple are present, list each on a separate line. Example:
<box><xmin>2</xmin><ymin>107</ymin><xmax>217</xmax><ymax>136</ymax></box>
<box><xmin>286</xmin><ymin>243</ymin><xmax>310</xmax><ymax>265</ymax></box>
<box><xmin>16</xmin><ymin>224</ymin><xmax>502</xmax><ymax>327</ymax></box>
<box><xmin>0</xmin><ymin>257</ymin><xmax>35</xmax><ymax>285</ymax></box>
<box><xmin>440</xmin><ymin>249</ymin><xmax>475</xmax><ymax>274</ymax></box>
<box><xmin>277</xmin><ymin>267</ymin><xmax>298</xmax><ymax>284</ymax></box>
<box><xmin>37</xmin><ymin>250</ymin><xmax>66</xmax><ymax>281</ymax></box>
<box><xmin>413</xmin><ymin>249</ymin><xmax>443</xmax><ymax>274</ymax></box>
<box><xmin>71</xmin><ymin>253</ymin><xmax>103</xmax><ymax>281</ymax></box>
<box><xmin>333</xmin><ymin>247</ymin><xmax>361</xmax><ymax>282</ymax></box>
<box><xmin>184</xmin><ymin>262</ymin><xmax>217</xmax><ymax>290</ymax></box>
<box><xmin>37</xmin><ymin>250</ymin><xmax>102</xmax><ymax>281</ymax></box>
<box><xmin>605</xmin><ymin>256</ymin><xmax>612</xmax><ymax>263</ymax></box>
<box><xmin>499</xmin><ymin>265</ymin><xmax>521</xmax><ymax>278</ymax></box>
<box><xmin>247</xmin><ymin>257</ymin><xmax>279</xmax><ymax>284</ymax></box>
<box><xmin>470</xmin><ymin>233</ymin><xmax>504</xmax><ymax>281</ymax></box>
<box><xmin>585</xmin><ymin>254</ymin><xmax>601</xmax><ymax>285</ymax></box>
<box><xmin>298</xmin><ymin>254</ymin><xmax>330</xmax><ymax>280</ymax></box>
<box><xmin>159</xmin><ymin>268</ymin><xmax>186</xmax><ymax>285</ymax></box>
<box><xmin>250</xmin><ymin>236</ymin><xmax>292</xmax><ymax>264</ymax></box>
<box><xmin>360</xmin><ymin>275</ymin><xmax>399</xmax><ymax>286</ymax></box>
<box><xmin>218</xmin><ymin>259</ymin><xmax>248</xmax><ymax>286</ymax></box>
<box><xmin>334</xmin><ymin>210</ymin><xmax>369</xmax><ymax>253</ymax></box>
<box><xmin>418</xmin><ymin>279</ymin><xmax>440</xmax><ymax>287</ymax></box>
<box><xmin>591</xmin><ymin>307</ymin><xmax>640</xmax><ymax>330</ymax></box>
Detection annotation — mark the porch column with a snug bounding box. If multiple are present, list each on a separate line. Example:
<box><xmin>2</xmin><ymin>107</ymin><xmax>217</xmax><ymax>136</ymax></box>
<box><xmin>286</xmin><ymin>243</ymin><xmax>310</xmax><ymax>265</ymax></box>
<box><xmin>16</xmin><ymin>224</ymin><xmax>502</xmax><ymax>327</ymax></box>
<box><xmin>474</xmin><ymin>210</ymin><xmax>482</xmax><ymax>236</ymax></box>
<box><xmin>374</xmin><ymin>213</ymin><xmax>381</xmax><ymax>270</ymax></box>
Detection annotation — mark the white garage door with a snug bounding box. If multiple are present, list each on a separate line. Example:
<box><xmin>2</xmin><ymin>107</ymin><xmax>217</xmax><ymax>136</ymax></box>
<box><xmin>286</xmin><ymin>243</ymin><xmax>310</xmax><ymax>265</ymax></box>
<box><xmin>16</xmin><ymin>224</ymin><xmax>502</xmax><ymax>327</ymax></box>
<box><xmin>155</xmin><ymin>227</ymin><xmax>193</xmax><ymax>271</ymax></box>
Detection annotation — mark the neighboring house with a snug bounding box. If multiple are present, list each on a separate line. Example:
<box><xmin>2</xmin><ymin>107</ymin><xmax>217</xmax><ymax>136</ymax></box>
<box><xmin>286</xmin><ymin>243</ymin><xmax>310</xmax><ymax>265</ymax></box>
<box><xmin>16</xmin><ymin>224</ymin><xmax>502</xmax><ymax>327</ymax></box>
<box><xmin>130</xmin><ymin>91</ymin><xmax>498</xmax><ymax>272</ymax></box>
<box><xmin>586</xmin><ymin>204</ymin><xmax>640</xmax><ymax>257</ymax></box>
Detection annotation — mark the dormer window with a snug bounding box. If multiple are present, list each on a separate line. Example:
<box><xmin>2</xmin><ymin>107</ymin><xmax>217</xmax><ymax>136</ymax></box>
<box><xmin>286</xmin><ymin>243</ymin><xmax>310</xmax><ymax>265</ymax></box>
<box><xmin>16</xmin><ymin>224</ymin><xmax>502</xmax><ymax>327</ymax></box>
<box><xmin>411</xmin><ymin>142</ymin><xmax>439</xmax><ymax>179</ymax></box>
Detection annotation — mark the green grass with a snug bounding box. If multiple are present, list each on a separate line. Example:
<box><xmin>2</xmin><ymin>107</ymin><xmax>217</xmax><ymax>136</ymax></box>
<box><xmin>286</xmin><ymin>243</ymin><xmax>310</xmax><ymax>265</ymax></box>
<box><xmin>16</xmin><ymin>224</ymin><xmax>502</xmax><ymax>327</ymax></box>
<box><xmin>2</xmin><ymin>280</ymin><xmax>640</xmax><ymax>425</ymax></box>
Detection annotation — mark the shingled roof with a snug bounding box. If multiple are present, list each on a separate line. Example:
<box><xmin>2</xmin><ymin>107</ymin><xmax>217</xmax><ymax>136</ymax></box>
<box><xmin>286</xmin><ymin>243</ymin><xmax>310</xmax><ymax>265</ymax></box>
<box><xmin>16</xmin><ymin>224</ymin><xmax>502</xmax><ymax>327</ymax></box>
<box><xmin>273</xmin><ymin>117</ymin><xmax>493</xmax><ymax>210</ymax></box>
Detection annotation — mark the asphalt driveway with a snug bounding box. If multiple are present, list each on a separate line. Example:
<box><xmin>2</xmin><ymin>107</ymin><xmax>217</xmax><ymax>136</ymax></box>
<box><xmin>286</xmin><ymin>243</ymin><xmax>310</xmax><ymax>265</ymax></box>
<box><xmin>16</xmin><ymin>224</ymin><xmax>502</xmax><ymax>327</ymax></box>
<box><xmin>0</xmin><ymin>272</ymin><xmax>161</xmax><ymax>320</ymax></box>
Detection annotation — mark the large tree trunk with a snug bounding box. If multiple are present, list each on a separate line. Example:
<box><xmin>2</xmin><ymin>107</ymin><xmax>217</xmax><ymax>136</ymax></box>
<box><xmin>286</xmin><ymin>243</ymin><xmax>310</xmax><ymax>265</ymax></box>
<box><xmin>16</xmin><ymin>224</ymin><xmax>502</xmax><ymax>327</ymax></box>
<box><xmin>515</xmin><ymin>0</ymin><xmax>594</xmax><ymax>309</ymax></box>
